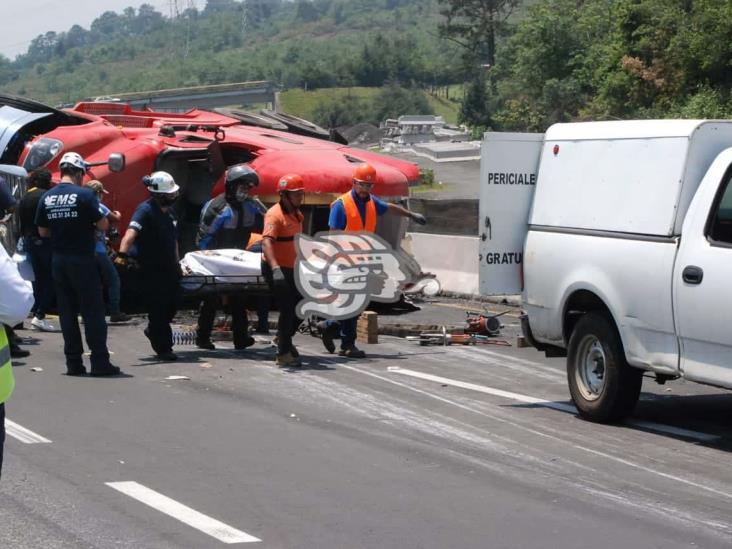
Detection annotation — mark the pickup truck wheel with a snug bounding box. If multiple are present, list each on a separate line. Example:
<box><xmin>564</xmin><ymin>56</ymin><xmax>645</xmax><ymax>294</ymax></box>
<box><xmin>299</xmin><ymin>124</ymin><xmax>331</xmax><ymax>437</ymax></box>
<box><xmin>567</xmin><ymin>312</ymin><xmax>642</xmax><ymax>423</ymax></box>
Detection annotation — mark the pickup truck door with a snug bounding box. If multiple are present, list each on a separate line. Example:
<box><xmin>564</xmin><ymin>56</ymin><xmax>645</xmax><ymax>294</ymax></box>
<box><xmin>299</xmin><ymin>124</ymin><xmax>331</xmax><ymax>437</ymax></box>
<box><xmin>674</xmin><ymin>154</ymin><xmax>732</xmax><ymax>387</ymax></box>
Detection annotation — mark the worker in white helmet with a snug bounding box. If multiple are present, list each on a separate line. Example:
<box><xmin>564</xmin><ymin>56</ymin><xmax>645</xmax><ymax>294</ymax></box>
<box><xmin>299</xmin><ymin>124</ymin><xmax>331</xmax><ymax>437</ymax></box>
<box><xmin>117</xmin><ymin>171</ymin><xmax>181</xmax><ymax>361</ymax></box>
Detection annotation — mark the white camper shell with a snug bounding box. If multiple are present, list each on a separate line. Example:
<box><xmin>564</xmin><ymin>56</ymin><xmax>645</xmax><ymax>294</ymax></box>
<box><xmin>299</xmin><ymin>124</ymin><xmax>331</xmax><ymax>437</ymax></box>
<box><xmin>480</xmin><ymin>120</ymin><xmax>732</xmax><ymax>422</ymax></box>
<box><xmin>532</xmin><ymin>120</ymin><xmax>732</xmax><ymax>236</ymax></box>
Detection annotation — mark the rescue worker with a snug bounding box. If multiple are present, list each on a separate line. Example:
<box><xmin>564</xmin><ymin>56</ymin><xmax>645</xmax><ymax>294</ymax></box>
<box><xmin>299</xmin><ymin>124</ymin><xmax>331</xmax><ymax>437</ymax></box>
<box><xmin>35</xmin><ymin>152</ymin><xmax>120</xmax><ymax>376</ymax></box>
<box><xmin>195</xmin><ymin>164</ymin><xmax>263</xmax><ymax>350</ymax></box>
<box><xmin>262</xmin><ymin>174</ymin><xmax>305</xmax><ymax>367</ymax></box>
<box><xmin>116</xmin><ymin>172</ymin><xmax>180</xmax><ymax>361</ymax></box>
<box><xmin>0</xmin><ymin>241</ymin><xmax>34</xmax><ymax>477</ymax></box>
<box><xmin>18</xmin><ymin>169</ymin><xmax>58</xmax><ymax>332</ymax></box>
<box><xmin>325</xmin><ymin>163</ymin><xmax>427</xmax><ymax>358</ymax></box>
<box><xmin>86</xmin><ymin>180</ymin><xmax>130</xmax><ymax>323</ymax></box>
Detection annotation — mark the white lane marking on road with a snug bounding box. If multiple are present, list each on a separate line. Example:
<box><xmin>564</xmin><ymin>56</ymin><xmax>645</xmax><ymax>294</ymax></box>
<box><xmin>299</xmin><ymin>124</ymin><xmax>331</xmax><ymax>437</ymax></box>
<box><xmin>388</xmin><ymin>366</ymin><xmax>575</xmax><ymax>412</ymax></box>
<box><xmin>335</xmin><ymin>363</ymin><xmax>732</xmax><ymax>502</ymax></box>
<box><xmin>5</xmin><ymin>419</ymin><xmax>52</xmax><ymax>444</ymax></box>
<box><xmin>447</xmin><ymin>346</ymin><xmax>564</xmax><ymax>382</ymax></box>
<box><xmin>387</xmin><ymin>367</ymin><xmax>720</xmax><ymax>443</ymax></box>
<box><xmin>106</xmin><ymin>482</ymin><xmax>261</xmax><ymax>544</ymax></box>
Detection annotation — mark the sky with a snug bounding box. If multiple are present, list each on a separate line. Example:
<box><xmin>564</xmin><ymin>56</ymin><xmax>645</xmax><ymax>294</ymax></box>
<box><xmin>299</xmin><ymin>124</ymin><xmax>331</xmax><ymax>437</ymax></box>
<box><xmin>0</xmin><ymin>0</ymin><xmax>199</xmax><ymax>59</ymax></box>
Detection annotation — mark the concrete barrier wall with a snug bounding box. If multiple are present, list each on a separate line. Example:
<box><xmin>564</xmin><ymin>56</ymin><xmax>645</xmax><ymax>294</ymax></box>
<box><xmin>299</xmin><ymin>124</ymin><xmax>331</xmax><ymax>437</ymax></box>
<box><xmin>403</xmin><ymin>232</ymin><xmax>479</xmax><ymax>295</ymax></box>
<box><xmin>408</xmin><ymin>198</ymin><xmax>478</xmax><ymax>236</ymax></box>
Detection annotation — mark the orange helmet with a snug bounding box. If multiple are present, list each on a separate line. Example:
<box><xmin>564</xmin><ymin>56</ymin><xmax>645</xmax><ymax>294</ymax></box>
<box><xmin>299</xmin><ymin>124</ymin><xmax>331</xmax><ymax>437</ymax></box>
<box><xmin>353</xmin><ymin>163</ymin><xmax>377</xmax><ymax>184</ymax></box>
<box><xmin>277</xmin><ymin>173</ymin><xmax>305</xmax><ymax>192</ymax></box>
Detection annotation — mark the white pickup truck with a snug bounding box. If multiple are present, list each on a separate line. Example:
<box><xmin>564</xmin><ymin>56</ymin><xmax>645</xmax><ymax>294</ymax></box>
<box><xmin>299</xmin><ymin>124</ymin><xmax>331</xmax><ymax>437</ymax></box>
<box><xmin>480</xmin><ymin>121</ymin><xmax>732</xmax><ymax>423</ymax></box>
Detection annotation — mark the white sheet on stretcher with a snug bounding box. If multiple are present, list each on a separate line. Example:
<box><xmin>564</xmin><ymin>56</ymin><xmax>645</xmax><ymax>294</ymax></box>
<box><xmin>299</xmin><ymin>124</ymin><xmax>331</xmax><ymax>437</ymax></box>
<box><xmin>180</xmin><ymin>249</ymin><xmax>261</xmax><ymax>289</ymax></box>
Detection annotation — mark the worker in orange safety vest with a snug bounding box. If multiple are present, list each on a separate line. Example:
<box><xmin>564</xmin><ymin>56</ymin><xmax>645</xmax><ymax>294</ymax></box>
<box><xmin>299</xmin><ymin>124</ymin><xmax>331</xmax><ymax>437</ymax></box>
<box><xmin>322</xmin><ymin>163</ymin><xmax>426</xmax><ymax>358</ymax></box>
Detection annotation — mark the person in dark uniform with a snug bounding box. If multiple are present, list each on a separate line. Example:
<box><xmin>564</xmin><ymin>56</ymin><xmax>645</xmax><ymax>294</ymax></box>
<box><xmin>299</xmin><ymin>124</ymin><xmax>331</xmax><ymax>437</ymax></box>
<box><xmin>34</xmin><ymin>152</ymin><xmax>120</xmax><ymax>377</ymax></box>
<box><xmin>116</xmin><ymin>171</ymin><xmax>181</xmax><ymax>361</ymax></box>
<box><xmin>18</xmin><ymin>169</ymin><xmax>58</xmax><ymax>332</ymax></box>
<box><xmin>195</xmin><ymin>164</ymin><xmax>263</xmax><ymax>351</ymax></box>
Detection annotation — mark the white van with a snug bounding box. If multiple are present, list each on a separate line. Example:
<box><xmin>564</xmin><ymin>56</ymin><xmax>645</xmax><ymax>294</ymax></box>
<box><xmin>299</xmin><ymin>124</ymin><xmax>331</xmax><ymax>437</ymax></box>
<box><xmin>480</xmin><ymin>120</ymin><xmax>732</xmax><ymax>422</ymax></box>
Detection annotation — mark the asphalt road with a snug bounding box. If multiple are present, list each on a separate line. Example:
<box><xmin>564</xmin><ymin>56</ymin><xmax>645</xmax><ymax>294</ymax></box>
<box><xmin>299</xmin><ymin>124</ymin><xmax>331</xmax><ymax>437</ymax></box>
<box><xmin>3</xmin><ymin>315</ymin><xmax>732</xmax><ymax>548</ymax></box>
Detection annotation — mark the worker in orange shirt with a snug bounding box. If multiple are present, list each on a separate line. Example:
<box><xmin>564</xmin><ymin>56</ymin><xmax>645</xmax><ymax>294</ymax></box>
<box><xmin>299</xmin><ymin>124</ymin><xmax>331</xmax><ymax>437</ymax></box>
<box><xmin>323</xmin><ymin>163</ymin><xmax>426</xmax><ymax>358</ymax></box>
<box><xmin>261</xmin><ymin>174</ymin><xmax>305</xmax><ymax>367</ymax></box>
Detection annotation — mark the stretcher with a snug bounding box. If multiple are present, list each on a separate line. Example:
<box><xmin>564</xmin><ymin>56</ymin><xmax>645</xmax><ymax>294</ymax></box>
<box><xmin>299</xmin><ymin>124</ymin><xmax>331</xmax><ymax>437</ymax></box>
<box><xmin>179</xmin><ymin>249</ymin><xmax>270</xmax><ymax>296</ymax></box>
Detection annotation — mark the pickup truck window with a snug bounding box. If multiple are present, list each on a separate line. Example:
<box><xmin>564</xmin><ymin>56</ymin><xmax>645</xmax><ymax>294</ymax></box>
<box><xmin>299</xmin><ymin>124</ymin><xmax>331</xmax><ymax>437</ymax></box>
<box><xmin>707</xmin><ymin>171</ymin><xmax>732</xmax><ymax>245</ymax></box>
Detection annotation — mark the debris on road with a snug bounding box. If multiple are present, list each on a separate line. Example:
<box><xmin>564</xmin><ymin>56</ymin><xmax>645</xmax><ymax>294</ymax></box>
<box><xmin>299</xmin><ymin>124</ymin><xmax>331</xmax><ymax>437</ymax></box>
<box><xmin>30</xmin><ymin>367</ymin><xmax>43</xmax><ymax>372</ymax></box>
<box><xmin>465</xmin><ymin>310</ymin><xmax>510</xmax><ymax>337</ymax></box>
<box><xmin>407</xmin><ymin>326</ymin><xmax>511</xmax><ymax>347</ymax></box>
<box><xmin>163</xmin><ymin>375</ymin><xmax>191</xmax><ymax>381</ymax></box>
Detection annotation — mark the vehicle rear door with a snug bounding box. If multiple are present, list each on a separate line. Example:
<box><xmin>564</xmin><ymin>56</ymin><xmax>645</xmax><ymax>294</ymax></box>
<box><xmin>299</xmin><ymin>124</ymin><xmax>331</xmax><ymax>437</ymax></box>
<box><xmin>674</xmin><ymin>152</ymin><xmax>732</xmax><ymax>386</ymax></box>
<box><xmin>0</xmin><ymin>105</ymin><xmax>51</xmax><ymax>164</ymax></box>
<box><xmin>479</xmin><ymin>132</ymin><xmax>543</xmax><ymax>295</ymax></box>
<box><xmin>0</xmin><ymin>164</ymin><xmax>29</xmax><ymax>253</ymax></box>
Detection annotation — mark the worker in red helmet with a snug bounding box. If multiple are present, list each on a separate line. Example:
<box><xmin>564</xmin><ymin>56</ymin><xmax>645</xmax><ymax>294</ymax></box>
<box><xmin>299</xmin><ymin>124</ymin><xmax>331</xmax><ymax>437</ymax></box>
<box><xmin>261</xmin><ymin>173</ymin><xmax>305</xmax><ymax>367</ymax></box>
<box><xmin>321</xmin><ymin>162</ymin><xmax>427</xmax><ymax>358</ymax></box>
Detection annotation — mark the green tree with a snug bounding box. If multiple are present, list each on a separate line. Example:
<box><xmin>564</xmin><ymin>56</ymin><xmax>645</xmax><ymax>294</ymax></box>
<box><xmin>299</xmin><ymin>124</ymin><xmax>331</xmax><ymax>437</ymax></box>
<box><xmin>459</xmin><ymin>73</ymin><xmax>492</xmax><ymax>128</ymax></box>
<box><xmin>438</xmin><ymin>0</ymin><xmax>521</xmax><ymax>67</ymax></box>
<box><xmin>313</xmin><ymin>93</ymin><xmax>372</xmax><ymax>127</ymax></box>
<box><xmin>372</xmin><ymin>83</ymin><xmax>434</xmax><ymax>122</ymax></box>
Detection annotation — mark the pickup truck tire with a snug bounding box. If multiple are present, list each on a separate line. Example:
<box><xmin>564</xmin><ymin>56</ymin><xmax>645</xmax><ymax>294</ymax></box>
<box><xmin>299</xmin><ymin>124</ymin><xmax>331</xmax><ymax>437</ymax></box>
<box><xmin>567</xmin><ymin>312</ymin><xmax>642</xmax><ymax>423</ymax></box>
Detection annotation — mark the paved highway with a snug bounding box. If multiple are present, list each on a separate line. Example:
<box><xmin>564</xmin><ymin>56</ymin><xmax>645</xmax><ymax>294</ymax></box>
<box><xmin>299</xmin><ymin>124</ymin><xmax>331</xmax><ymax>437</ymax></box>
<box><xmin>2</xmin><ymin>319</ymin><xmax>731</xmax><ymax>548</ymax></box>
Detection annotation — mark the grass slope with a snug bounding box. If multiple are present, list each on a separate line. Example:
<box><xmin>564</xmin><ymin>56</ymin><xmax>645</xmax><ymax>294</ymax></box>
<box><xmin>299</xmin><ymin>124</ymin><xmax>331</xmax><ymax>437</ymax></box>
<box><xmin>280</xmin><ymin>86</ymin><xmax>461</xmax><ymax>125</ymax></box>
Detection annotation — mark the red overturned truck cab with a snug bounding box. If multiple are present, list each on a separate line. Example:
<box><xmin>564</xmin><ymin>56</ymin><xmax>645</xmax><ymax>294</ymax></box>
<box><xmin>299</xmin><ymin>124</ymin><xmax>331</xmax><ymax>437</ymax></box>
<box><xmin>0</xmin><ymin>94</ymin><xmax>420</xmax><ymax>256</ymax></box>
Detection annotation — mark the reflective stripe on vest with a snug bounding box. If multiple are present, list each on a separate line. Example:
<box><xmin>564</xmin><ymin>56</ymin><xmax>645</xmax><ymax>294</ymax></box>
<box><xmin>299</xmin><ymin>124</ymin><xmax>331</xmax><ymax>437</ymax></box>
<box><xmin>337</xmin><ymin>192</ymin><xmax>376</xmax><ymax>232</ymax></box>
<box><xmin>0</xmin><ymin>327</ymin><xmax>15</xmax><ymax>405</ymax></box>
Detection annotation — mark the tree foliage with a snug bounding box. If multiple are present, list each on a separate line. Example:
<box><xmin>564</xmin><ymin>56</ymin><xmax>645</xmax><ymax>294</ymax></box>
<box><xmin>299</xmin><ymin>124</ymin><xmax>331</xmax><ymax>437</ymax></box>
<box><xmin>7</xmin><ymin>0</ymin><xmax>732</xmax><ymax>132</ymax></box>
<box><xmin>446</xmin><ymin>0</ymin><xmax>732</xmax><ymax>131</ymax></box>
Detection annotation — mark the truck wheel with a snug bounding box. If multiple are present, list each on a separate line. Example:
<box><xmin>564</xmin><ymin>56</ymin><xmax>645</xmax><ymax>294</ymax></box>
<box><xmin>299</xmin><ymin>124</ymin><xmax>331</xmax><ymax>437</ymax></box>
<box><xmin>567</xmin><ymin>312</ymin><xmax>642</xmax><ymax>423</ymax></box>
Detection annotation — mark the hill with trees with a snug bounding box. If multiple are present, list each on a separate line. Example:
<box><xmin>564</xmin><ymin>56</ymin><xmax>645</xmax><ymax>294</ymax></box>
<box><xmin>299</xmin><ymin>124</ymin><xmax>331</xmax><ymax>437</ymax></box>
<box><xmin>1</xmin><ymin>0</ymin><xmax>730</xmax><ymax>132</ymax></box>
<box><xmin>0</xmin><ymin>0</ymin><xmax>459</xmax><ymax>127</ymax></box>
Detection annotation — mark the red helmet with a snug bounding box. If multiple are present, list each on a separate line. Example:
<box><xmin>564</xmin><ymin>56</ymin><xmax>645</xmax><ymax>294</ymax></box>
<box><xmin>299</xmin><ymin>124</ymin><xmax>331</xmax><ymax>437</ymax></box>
<box><xmin>353</xmin><ymin>163</ymin><xmax>377</xmax><ymax>184</ymax></box>
<box><xmin>277</xmin><ymin>173</ymin><xmax>305</xmax><ymax>192</ymax></box>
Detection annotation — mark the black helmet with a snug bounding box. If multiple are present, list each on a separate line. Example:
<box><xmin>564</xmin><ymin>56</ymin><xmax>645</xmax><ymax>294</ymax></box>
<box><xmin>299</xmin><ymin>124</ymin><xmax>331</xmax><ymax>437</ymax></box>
<box><xmin>225</xmin><ymin>164</ymin><xmax>259</xmax><ymax>199</ymax></box>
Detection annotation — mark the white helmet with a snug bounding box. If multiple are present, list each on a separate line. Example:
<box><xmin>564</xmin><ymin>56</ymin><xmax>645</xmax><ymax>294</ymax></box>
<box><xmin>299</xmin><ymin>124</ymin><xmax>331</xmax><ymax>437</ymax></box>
<box><xmin>59</xmin><ymin>152</ymin><xmax>87</xmax><ymax>172</ymax></box>
<box><xmin>144</xmin><ymin>171</ymin><xmax>180</xmax><ymax>194</ymax></box>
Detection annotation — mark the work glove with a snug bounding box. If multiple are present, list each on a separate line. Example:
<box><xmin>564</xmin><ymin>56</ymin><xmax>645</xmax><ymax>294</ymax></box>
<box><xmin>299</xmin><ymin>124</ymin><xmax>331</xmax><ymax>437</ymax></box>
<box><xmin>113</xmin><ymin>252</ymin><xmax>129</xmax><ymax>268</ymax></box>
<box><xmin>272</xmin><ymin>267</ymin><xmax>287</xmax><ymax>290</ymax></box>
<box><xmin>410</xmin><ymin>212</ymin><xmax>427</xmax><ymax>226</ymax></box>
<box><xmin>114</xmin><ymin>252</ymin><xmax>139</xmax><ymax>271</ymax></box>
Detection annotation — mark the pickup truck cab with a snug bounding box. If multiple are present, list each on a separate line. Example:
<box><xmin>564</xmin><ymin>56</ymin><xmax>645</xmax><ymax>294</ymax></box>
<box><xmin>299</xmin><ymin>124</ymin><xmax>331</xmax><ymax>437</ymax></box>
<box><xmin>480</xmin><ymin>120</ymin><xmax>732</xmax><ymax>422</ymax></box>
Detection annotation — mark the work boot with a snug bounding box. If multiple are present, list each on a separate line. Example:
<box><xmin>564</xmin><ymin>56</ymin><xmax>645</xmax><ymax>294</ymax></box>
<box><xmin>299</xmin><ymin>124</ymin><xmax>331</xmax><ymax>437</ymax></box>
<box><xmin>276</xmin><ymin>351</ymin><xmax>301</xmax><ymax>368</ymax></box>
<box><xmin>196</xmin><ymin>338</ymin><xmax>216</xmax><ymax>350</ymax></box>
<box><xmin>157</xmin><ymin>352</ymin><xmax>178</xmax><ymax>362</ymax></box>
<box><xmin>234</xmin><ymin>335</ymin><xmax>256</xmax><ymax>351</ymax></box>
<box><xmin>109</xmin><ymin>313</ymin><xmax>131</xmax><ymax>323</ymax></box>
<box><xmin>66</xmin><ymin>365</ymin><xmax>87</xmax><ymax>377</ymax></box>
<box><xmin>316</xmin><ymin>321</ymin><xmax>336</xmax><ymax>354</ymax></box>
<box><xmin>290</xmin><ymin>345</ymin><xmax>300</xmax><ymax>358</ymax></box>
<box><xmin>90</xmin><ymin>365</ymin><xmax>121</xmax><ymax>377</ymax></box>
<box><xmin>31</xmin><ymin>316</ymin><xmax>61</xmax><ymax>332</ymax></box>
<box><xmin>10</xmin><ymin>345</ymin><xmax>30</xmax><ymax>359</ymax></box>
<box><xmin>339</xmin><ymin>346</ymin><xmax>366</xmax><ymax>359</ymax></box>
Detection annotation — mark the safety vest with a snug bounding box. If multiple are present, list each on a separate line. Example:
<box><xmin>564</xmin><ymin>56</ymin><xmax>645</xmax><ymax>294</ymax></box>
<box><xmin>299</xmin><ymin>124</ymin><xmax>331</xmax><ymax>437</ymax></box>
<box><xmin>0</xmin><ymin>327</ymin><xmax>14</xmax><ymax>405</ymax></box>
<box><xmin>336</xmin><ymin>192</ymin><xmax>376</xmax><ymax>232</ymax></box>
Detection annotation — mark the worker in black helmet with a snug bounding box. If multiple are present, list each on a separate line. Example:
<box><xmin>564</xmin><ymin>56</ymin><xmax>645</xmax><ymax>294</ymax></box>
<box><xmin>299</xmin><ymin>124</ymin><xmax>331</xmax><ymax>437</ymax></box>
<box><xmin>194</xmin><ymin>164</ymin><xmax>265</xmax><ymax>351</ymax></box>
